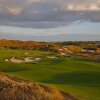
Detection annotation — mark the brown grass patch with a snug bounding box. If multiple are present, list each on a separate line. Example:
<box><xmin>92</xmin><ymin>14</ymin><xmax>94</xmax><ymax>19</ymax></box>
<box><xmin>0</xmin><ymin>72</ymin><xmax>77</xmax><ymax>100</ymax></box>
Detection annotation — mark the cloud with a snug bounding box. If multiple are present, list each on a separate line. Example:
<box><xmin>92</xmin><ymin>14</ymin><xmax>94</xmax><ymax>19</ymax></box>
<box><xmin>63</xmin><ymin>4</ymin><xmax>100</xmax><ymax>11</ymax></box>
<box><xmin>62</xmin><ymin>0</ymin><xmax>100</xmax><ymax>11</ymax></box>
<box><xmin>7</xmin><ymin>6</ymin><xmax>22</xmax><ymax>15</ymax></box>
<box><xmin>0</xmin><ymin>0</ymin><xmax>100</xmax><ymax>28</ymax></box>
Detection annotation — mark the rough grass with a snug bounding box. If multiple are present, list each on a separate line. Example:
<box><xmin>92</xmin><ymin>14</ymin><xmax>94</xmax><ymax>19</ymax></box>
<box><xmin>0</xmin><ymin>49</ymin><xmax>100</xmax><ymax>100</ymax></box>
<box><xmin>0</xmin><ymin>72</ymin><xmax>76</xmax><ymax>100</ymax></box>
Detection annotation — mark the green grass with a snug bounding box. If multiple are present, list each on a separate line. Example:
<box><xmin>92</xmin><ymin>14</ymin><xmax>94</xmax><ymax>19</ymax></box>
<box><xmin>0</xmin><ymin>49</ymin><xmax>100</xmax><ymax>100</ymax></box>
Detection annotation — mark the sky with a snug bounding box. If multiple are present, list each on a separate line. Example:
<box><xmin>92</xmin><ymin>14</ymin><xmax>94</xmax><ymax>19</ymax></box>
<box><xmin>0</xmin><ymin>0</ymin><xmax>100</xmax><ymax>41</ymax></box>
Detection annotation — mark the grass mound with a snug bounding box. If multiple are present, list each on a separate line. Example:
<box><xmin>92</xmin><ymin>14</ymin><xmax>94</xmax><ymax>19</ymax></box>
<box><xmin>0</xmin><ymin>72</ymin><xmax>76</xmax><ymax>100</ymax></box>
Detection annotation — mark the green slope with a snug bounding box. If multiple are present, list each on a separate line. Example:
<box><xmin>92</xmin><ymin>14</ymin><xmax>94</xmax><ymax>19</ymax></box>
<box><xmin>0</xmin><ymin>49</ymin><xmax>100</xmax><ymax>100</ymax></box>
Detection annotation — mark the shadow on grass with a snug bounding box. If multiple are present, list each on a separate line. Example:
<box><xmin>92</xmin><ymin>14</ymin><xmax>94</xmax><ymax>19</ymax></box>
<box><xmin>40</xmin><ymin>71</ymin><xmax>100</xmax><ymax>86</ymax></box>
<box><xmin>2</xmin><ymin>67</ymin><xmax>28</xmax><ymax>73</ymax></box>
<box><xmin>46</xmin><ymin>59</ymin><xmax>65</xmax><ymax>65</ymax></box>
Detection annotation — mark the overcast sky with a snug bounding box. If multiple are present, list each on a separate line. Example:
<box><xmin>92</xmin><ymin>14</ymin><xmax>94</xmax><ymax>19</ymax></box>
<box><xmin>0</xmin><ymin>0</ymin><xmax>100</xmax><ymax>41</ymax></box>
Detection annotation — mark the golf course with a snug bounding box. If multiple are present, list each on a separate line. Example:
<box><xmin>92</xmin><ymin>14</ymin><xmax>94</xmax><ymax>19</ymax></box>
<box><xmin>0</xmin><ymin>49</ymin><xmax>100</xmax><ymax>100</ymax></box>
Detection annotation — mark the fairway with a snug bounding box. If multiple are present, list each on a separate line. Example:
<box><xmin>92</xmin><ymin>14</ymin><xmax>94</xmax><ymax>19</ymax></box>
<box><xmin>0</xmin><ymin>49</ymin><xmax>100</xmax><ymax>100</ymax></box>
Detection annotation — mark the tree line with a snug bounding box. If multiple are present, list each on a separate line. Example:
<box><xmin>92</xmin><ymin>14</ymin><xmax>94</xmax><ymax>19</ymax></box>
<box><xmin>0</xmin><ymin>39</ymin><xmax>100</xmax><ymax>51</ymax></box>
<box><xmin>0</xmin><ymin>39</ymin><xmax>59</xmax><ymax>52</ymax></box>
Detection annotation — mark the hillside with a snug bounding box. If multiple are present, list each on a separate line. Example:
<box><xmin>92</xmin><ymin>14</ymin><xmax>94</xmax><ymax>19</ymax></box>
<box><xmin>0</xmin><ymin>72</ymin><xmax>76</xmax><ymax>100</ymax></box>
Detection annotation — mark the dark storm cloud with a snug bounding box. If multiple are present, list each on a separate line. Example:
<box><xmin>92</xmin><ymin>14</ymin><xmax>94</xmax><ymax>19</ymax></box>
<box><xmin>0</xmin><ymin>0</ymin><xmax>100</xmax><ymax>28</ymax></box>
